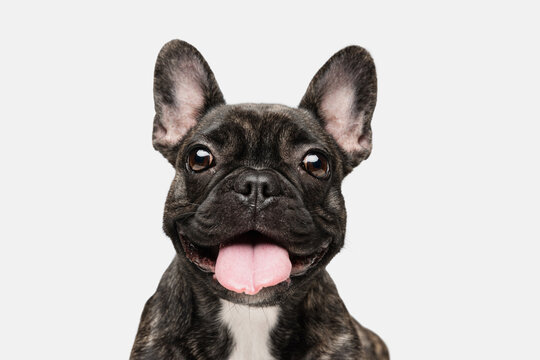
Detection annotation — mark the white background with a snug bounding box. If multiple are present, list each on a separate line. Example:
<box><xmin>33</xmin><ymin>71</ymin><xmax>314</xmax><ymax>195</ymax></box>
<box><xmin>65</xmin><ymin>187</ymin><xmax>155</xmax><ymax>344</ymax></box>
<box><xmin>1</xmin><ymin>1</ymin><xmax>539</xmax><ymax>359</ymax></box>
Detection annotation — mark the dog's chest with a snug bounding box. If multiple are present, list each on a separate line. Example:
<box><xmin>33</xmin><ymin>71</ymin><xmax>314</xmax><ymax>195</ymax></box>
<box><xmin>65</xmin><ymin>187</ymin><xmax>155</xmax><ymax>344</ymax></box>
<box><xmin>220</xmin><ymin>300</ymin><xmax>279</xmax><ymax>360</ymax></box>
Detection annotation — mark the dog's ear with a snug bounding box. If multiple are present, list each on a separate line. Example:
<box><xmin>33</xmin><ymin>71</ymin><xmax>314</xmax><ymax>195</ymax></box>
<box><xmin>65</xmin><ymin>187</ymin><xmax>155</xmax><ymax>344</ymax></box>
<box><xmin>299</xmin><ymin>46</ymin><xmax>377</xmax><ymax>168</ymax></box>
<box><xmin>152</xmin><ymin>40</ymin><xmax>225</xmax><ymax>165</ymax></box>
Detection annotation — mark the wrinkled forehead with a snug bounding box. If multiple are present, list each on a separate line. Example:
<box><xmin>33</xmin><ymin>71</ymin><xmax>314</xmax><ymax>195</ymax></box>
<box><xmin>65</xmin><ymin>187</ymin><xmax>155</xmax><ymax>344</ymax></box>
<box><xmin>192</xmin><ymin>104</ymin><xmax>329</xmax><ymax>157</ymax></box>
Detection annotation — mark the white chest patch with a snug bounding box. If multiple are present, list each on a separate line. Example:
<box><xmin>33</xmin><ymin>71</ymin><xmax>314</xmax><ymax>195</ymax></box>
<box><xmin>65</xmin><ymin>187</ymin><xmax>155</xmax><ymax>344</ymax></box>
<box><xmin>220</xmin><ymin>300</ymin><xmax>279</xmax><ymax>360</ymax></box>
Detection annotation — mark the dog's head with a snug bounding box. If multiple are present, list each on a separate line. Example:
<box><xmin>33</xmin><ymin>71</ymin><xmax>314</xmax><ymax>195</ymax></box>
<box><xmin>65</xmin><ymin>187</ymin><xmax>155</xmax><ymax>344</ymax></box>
<box><xmin>152</xmin><ymin>40</ymin><xmax>377</xmax><ymax>305</ymax></box>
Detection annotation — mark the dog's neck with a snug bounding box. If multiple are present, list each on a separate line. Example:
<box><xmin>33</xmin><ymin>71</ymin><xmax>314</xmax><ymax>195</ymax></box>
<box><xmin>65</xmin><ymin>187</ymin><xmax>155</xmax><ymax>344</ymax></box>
<box><xmin>220</xmin><ymin>300</ymin><xmax>279</xmax><ymax>360</ymax></box>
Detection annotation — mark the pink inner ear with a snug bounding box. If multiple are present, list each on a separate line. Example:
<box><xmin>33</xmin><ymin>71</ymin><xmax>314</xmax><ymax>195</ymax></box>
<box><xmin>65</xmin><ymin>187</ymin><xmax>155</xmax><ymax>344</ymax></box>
<box><xmin>321</xmin><ymin>85</ymin><xmax>368</xmax><ymax>153</ymax></box>
<box><xmin>155</xmin><ymin>62</ymin><xmax>206</xmax><ymax>147</ymax></box>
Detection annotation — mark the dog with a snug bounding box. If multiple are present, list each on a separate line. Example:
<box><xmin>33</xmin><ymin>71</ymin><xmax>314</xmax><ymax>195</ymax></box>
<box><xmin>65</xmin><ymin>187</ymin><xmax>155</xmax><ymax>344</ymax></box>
<box><xmin>130</xmin><ymin>40</ymin><xmax>389</xmax><ymax>360</ymax></box>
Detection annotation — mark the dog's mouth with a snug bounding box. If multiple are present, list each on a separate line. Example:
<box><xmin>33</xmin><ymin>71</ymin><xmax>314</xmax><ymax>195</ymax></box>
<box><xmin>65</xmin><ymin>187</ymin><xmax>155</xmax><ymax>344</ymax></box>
<box><xmin>179</xmin><ymin>230</ymin><xmax>329</xmax><ymax>295</ymax></box>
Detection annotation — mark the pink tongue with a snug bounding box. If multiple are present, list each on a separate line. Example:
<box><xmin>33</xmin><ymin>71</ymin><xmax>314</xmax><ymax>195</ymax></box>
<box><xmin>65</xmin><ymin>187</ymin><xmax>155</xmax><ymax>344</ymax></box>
<box><xmin>215</xmin><ymin>242</ymin><xmax>292</xmax><ymax>295</ymax></box>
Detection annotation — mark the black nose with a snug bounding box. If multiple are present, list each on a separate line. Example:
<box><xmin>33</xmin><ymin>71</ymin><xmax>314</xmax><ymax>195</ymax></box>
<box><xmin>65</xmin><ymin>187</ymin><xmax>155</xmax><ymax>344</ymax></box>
<box><xmin>234</xmin><ymin>169</ymin><xmax>282</xmax><ymax>205</ymax></box>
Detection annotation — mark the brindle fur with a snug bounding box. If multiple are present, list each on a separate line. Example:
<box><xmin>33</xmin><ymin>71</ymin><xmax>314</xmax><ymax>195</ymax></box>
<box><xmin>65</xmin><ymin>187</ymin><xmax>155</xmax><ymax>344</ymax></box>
<box><xmin>131</xmin><ymin>40</ymin><xmax>388</xmax><ymax>359</ymax></box>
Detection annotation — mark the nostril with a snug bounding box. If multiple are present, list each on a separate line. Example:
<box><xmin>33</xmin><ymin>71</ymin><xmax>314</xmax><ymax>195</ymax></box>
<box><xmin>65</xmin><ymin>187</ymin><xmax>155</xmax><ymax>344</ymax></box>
<box><xmin>261</xmin><ymin>182</ymin><xmax>269</xmax><ymax>198</ymax></box>
<box><xmin>260</xmin><ymin>179</ymin><xmax>279</xmax><ymax>198</ymax></box>
<box><xmin>234</xmin><ymin>179</ymin><xmax>252</xmax><ymax>196</ymax></box>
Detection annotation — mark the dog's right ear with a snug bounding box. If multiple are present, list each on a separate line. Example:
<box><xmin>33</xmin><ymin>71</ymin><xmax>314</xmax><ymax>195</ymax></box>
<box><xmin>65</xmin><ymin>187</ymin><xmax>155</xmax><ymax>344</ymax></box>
<box><xmin>152</xmin><ymin>40</ymin><xmax>225</xmax><ymax>165</ymax></box>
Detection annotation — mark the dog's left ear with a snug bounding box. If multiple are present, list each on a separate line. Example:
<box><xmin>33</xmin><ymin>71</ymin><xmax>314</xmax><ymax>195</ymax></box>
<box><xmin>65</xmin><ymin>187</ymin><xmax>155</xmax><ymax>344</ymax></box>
<box><xmin>299</xmin><ymin>46</ymin><xmax>377</xmax><ymax>168</ymax></box>
<box><xmin>152</xmin><ymin>40</ymin><xmax>225</xmax><ymax>165</ymax></box>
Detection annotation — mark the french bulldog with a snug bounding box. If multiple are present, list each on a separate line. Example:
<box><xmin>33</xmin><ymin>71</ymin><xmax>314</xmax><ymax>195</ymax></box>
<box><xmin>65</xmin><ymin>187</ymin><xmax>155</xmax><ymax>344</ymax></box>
<box><xmin>130</xmin><ymin>40</ymin><xmax>388</xmax><ymax>360</ymax></box>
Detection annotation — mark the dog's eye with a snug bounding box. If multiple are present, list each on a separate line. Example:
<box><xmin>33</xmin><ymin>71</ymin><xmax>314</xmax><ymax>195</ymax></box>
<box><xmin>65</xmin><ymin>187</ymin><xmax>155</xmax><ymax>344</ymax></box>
<box><xmin>302</xmin><ymin>152</ymin><xmax>330</xmax><ymax>179</ymax></box>
<box><xmin>187</xmin><ymin>147</ymin><xmax>214</xmax><ymax>172</ymax></box>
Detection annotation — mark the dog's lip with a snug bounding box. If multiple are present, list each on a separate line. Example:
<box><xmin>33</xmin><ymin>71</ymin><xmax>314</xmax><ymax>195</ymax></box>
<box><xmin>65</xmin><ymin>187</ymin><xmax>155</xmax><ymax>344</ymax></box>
<box><xmin>179</xmin><ymin>233</ymin><xmax>217</xmax><ymax>273</ymax></box>
<box><xmin>177</xmin><ymin>230</ymin><xmax>330</xmax><ymax>277</ymax></box>
<box><xmin>289</xmin><ymin>245</ymin><xmax>329</xmax><ymax>276</ymax></box>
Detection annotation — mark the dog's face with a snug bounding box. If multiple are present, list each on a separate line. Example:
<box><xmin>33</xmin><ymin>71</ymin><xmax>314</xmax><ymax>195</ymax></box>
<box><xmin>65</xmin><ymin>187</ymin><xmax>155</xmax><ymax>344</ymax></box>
<box><xmin>151</xmin><ymin>40</ymin><xmax>376</xmax><ymax>305</ymax></box>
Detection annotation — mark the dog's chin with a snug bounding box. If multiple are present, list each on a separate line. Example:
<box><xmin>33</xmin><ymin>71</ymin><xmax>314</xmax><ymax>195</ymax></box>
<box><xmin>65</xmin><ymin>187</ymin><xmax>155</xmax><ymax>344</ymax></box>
<box><xmin>206</xmin><ymin>277</ymin><xmax>294</xmax><ymax>306</ymax></box>
<box><xmin>177</xmin><ymin>230</ymin><xmax>330</xmax><ymax>305</ymax></box>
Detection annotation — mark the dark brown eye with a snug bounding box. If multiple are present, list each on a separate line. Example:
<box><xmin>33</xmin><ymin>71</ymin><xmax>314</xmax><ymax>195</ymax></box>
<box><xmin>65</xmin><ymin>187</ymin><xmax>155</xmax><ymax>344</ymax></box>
<box><xmin>302</xmin><ymin>152</ymin><xmax>330</xmax><ymax>179</ymax></box>
<box><xmin>187</xmin><ymin>147</ymin><xmax>214</xmax><ymax>172</ymax></box>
